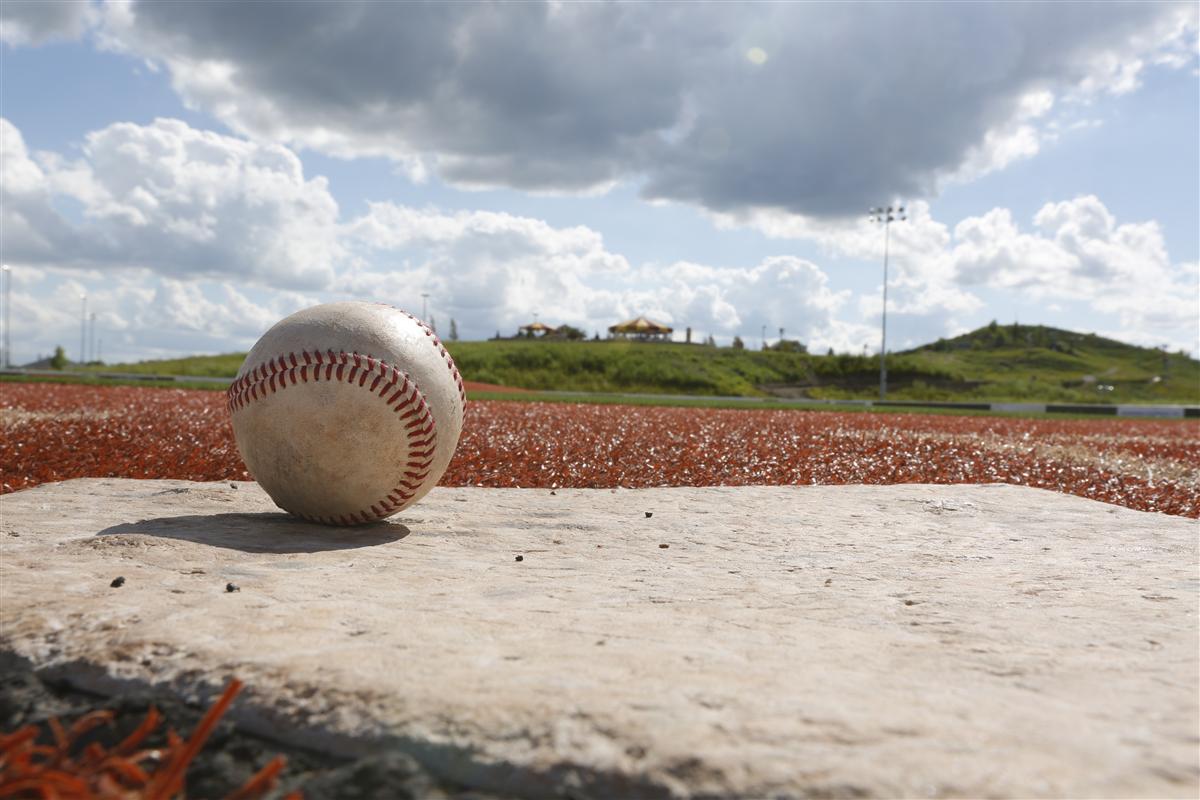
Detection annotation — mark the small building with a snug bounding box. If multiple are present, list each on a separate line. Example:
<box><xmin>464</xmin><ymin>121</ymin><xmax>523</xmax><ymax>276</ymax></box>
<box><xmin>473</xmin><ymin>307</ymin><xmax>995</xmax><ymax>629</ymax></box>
<box><xmin>518</xmin><ymin>322</ymin><xmax>556</xmax><ymax>338</ymax></box>
<box><xmin>608</xmin><ymin>316</ymin><xmax>673</xmax><ymax>342</ymax></box>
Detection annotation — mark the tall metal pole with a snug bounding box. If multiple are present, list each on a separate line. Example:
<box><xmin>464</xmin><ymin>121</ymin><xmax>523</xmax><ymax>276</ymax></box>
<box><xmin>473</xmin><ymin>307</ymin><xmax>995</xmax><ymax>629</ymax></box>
<box><xmin>1</xmin><ymin>265</ymin><xmax>10</xmax><ymax>368</ymax></box>
<box><xmin>870</xmin><ymin>206</ymin><xmax>906</xmax><ymax>401</ymax></box>
<box><xmin>880</xmin><ymin>220</ymin><xmax>890</xmax><ymax>401</ymax></box>
<box><xmin>80</xmin><ymin>294</ymin><xmax>87</xmax><ymax>365</ymax></box>
<box><xmin>421</xmin><ymin>292</ymin><xmax>430</xmax><ymax>322</ymax></box>
<box><xmin>89</xmin><ymin>313</ymin><xmax>97</xmax><ymax>364</ymax></box>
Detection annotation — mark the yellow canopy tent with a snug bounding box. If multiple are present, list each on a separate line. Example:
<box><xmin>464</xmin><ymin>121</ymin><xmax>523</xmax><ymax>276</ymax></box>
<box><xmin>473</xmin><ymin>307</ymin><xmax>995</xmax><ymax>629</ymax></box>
<box><xmin>518</xmin><ymin>321</ymin><xmax>556</xmax><ymax>337</ymax></box>
<box><xmin>607</xmin><ymin>316</ymin><xmax>673</xmax><ymax>341</ymax></box>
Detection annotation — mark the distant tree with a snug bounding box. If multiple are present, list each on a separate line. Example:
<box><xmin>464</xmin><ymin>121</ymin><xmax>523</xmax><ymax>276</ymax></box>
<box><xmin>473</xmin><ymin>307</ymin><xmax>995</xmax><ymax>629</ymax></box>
<box><xmin>449</xmin><ymin>318</ymin><xmax>459</xmax><ymax>341</ymax></box>
<box><xmin>826</xmin><ymin>347</ymin><xmax>834</xmax><ymax>357</ymax></box>
<box><xmin>771</xmin><ymin>339</ymin><xmax>808</xmax><ymax>354</ymax></box>
<box><xmin>556</xmin><ymin>324</ymin><xmax>586</xmax><ymax>340</ymax></box>
<box><xmin>704</xmin><ymin>335</ymin><xmax>716</xmax><ymax>347</ymax></box>
<box><xmin>731</xmin><ymin>336</ymin><xmax>745</xmax><ymax>349</ymax></box>
<box><xmin>50</xmin><ymin>346</ymin><xmax>67</xmax><ymax>370</ymax></box>
<box><xmin>593</xmin><ymin>332</ymin><xmax>600</xmax><ymax>341</ymax></box>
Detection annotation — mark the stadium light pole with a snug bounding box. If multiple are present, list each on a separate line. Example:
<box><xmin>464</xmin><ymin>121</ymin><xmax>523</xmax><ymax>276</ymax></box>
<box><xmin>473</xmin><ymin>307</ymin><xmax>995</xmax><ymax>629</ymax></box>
<box><xmin>80</xmin><ymin>294</ymin><xmax>88</xmax><ymax>366</ymax></box>
<box><xmin>1</xmin><ymin>264</ymin><xmax>10</xmax><ymax>368</ymax></box>
<box><xmin>869</xmin><ymin>205</ymin><xmax>906</xmax><ymax>401</ymax></box>
<box><xmin>89</xmin><ymin>312</ymin><xmax>97</xmax><ymax>364</ymax></box>
<box><xmin>421</xmin><ymin>292</ymin><xmax>430</xmax><ymax>322</ymax></box>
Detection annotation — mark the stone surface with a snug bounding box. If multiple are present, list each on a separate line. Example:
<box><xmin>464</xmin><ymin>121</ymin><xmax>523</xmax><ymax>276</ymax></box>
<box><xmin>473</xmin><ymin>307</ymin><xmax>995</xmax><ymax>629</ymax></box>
<box><xmin>1</xmin><ymin>479</ymin><xmax>1196</xmax><ymax>799</ymax></box>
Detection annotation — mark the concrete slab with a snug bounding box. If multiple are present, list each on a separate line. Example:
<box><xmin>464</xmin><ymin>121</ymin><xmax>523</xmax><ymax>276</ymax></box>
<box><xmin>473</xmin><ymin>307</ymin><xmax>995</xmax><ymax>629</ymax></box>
<box><xmin>1</xmin><ymin>479</ymin><xmax>1196</xmax><ymax>799</ymax></box>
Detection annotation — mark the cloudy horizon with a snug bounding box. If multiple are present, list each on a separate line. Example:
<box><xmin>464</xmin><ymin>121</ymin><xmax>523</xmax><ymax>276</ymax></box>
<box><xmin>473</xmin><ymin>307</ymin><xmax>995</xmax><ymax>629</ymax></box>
<box><xmin>0</xmin><ymin>0</ymin><xmax>1196</xmax><ymax>364</ymax></box>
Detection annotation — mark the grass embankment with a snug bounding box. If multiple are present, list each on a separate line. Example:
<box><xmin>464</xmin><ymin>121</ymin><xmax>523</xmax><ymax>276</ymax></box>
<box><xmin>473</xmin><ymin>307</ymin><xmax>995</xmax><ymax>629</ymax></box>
<box><xmin>58</xmin><ymin>322</ymin><xmax>1199</xmax><ymax>404</ymax></box>
<box><xmin>902</xmin><ymin>324</ymin><xmax>1199</xmax><ymax>404</ymax></box>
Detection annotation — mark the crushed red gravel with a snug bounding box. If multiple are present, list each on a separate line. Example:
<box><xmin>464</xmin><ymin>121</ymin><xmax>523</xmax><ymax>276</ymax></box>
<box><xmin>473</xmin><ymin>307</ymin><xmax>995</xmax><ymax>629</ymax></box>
<box><xmin>2</xmin><ymin>383</ymin><xmax>1197</xmax><ymax>517</ymax></box>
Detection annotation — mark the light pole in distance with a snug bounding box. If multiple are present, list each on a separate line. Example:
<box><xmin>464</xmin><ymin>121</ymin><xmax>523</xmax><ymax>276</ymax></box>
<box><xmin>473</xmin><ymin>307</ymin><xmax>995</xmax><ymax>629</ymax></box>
<box><xmin>1</xmin><ymin>264</ymin><xmax>10</xmax><ymax>368</ymax></box>
<box><xmin>869</xmin><ymin>205</ymin><xmax>906</xmax><ymax>401</ymax></box>
<box><xmin>80</xmin><ymin>294</ymin><xmax>88</xmax><ymax>366</ymax></box>
<box><xmin>421</xmin><ymin>292</ymin><xmax>430</xmax><ymax>322</ymax></box>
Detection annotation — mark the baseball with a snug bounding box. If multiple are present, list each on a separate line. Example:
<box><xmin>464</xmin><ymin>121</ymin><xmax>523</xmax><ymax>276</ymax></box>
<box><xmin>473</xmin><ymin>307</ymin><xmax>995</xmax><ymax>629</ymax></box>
<box><xmin>227</xmin><ymin>301</ymin><xmax>465</xmax><ymax>526</ymax></box>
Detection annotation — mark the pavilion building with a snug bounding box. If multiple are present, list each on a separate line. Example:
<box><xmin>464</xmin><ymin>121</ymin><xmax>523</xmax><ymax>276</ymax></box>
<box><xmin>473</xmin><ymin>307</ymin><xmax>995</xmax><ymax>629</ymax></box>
<box><xmin>607</xmin><ymin>316</ymin><xmax>673</xmax><ymax>342</ymax></box>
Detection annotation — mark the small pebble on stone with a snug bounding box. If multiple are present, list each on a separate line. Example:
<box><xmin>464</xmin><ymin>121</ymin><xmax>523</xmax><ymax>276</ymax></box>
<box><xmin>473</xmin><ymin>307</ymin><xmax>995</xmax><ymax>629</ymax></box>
<box><xmin>645</xmin><ymin>512</ymin><xmax>653</xmax><ymax>518</ymax></box>
<box><xmin>659</xmin><ymin>543</ymin><xmax>669</xmax><ymax>549</ymax></box>
<box><xmin>225</xmin><ymin>582</ymin><xmax>240</xmax><ymax>593</ymax></box>
<box><xmin>514</xmin><ymin>555</ymin><xmax>524</xmax><ymax>562</ymax></box>
<box><xmin>110</xmin><ymin>576</ymin><xmax>125</xmax><ymax>588</ymax></box>
<box><xmin>824</xmin><ymin>578</ymin><xmax>832</xmax><ymax>586</ymax></box>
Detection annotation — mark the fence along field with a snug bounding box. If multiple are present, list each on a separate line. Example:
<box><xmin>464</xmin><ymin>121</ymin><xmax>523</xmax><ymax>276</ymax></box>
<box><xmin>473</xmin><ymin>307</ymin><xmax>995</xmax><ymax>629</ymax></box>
<box><xmin>2</xmin><ymin>383</ymin><xmax>1196</xmax><ymax>518</ymax></box>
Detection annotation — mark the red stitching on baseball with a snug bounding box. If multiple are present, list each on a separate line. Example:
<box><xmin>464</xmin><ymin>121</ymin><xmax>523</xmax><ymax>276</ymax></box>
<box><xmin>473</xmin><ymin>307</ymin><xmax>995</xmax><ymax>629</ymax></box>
<box><xmin>399</xmin><ymin>310</ymin><xmax>466</xmax><ymax>406</ymax></box>
<box><xmin>228</xmin><ymin>349</ymin><xmax>438</xmax><ymax>525</ymax></box>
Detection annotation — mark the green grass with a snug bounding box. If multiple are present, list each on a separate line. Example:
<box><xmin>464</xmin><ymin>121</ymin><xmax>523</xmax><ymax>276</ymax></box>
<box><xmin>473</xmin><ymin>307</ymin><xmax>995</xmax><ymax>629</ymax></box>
<box><xmin>466</xmin><ymin>390</ymin><xmax>1138</xmax><ymax>419</ymax></box>
<box><xmin>47</xmin><ymin>322</ymin><xmax>1200</xmax><ymax>405</ymax></box>
<box><xmin>4</xmin><ymin>373</ymin><xmax>1149</xmax><ymax>420</ymax></box>
<box><xmin>0</xmin><ymin>373</ymin><xmax>233</xmax><ymax>391</ymax></box>
<box><xmin>77</xmin><ymin>353</ymin><xmax>246</xmax><ymax>378</ymax></box>
<box><xmin>901</xmin><ymin>323</ymin><xmax>1200</xmax><ymax>404</ymax></box>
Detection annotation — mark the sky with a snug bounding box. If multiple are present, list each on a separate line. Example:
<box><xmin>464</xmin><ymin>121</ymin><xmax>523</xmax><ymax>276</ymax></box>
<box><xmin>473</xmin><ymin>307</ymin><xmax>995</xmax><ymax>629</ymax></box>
<box><xmin>0</xmin><ymin>0</ymin><xmax>1197</xmax><ymax>365</ymax></box>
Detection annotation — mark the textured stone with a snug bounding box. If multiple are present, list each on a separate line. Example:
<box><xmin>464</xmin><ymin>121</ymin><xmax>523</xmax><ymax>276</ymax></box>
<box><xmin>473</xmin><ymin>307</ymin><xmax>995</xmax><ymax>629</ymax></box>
<box><xmin>1</xmin><ymin>479</ymin><xmax>1196</xmax><ymax>798</ymax></box>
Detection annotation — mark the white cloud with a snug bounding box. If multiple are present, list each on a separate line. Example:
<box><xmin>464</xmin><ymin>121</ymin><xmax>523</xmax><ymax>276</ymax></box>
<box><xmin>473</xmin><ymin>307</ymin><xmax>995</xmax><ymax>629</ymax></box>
<box><xmin>80</xmin><ymin>1</ymin><xmax>1198</xmax><ymax>218</ymax></box>
<box><xmin>4</xmin><ymin>116</ymin><xmax>871</xmax><ymax>357</ymax></box>
<box><xmin>3</xmin><ymin>116</ymin><xmax>1193</xmax><ymax>363</ymax></box>
<box><xmin>1</xmin><ymin>117</ymin><xmax>342</xmax><ymax>288</ymax></box>
<box><xmin>0</xmin><ymin>0</ymin><xmax>95</xmax><ymax>45</ymax></box>
<box><xmin>948</xmin><ymin>196</ymin><xmax>1199</xmax><ymax>348</ymax></box>
<box><xmin>712</xmin><ymin>194</ymin><xmax>1196</xmax><ymax>352</ymax></box>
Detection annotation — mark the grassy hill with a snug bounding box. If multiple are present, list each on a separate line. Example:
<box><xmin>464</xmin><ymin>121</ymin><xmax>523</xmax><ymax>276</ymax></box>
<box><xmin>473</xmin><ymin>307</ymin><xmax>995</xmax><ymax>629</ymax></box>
<box><xmin>79</xmin><ymin>322</ymin><xmax>1198</xmax><ymax>404</ymax></box>
<box><xmin>899</xmin><ymin>323</ymin><xmax>1199</xmax><ymax>403</ymax></box>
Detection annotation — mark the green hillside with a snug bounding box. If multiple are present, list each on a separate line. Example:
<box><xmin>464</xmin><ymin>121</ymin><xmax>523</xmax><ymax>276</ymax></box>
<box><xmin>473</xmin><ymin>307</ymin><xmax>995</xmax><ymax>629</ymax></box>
<box><xmin>80</xmin><ymin>322</ymin><xmax>1199</xmax><ymax>404</ymax></box>
<box><xmin>899</xmin><ymin>322</ymin><xmax>1199</xmax><ymax>403</ymax></box>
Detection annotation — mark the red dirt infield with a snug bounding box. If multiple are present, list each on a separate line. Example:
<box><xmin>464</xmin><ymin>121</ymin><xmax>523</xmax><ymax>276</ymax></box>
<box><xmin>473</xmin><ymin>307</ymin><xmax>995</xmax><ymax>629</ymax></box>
<box><xmin>2</xmin><ymin>382</ymin><xmax>1197</xmax><ymax>517</ymax></box>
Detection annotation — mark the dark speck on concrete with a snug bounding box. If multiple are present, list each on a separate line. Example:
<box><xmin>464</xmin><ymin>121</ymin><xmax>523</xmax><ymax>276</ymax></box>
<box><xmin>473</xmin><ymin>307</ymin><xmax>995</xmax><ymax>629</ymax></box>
<box><xmin>225</xmin><ymin>582</ymin><xmax>240</xmax><ymax>593</ymax></box>
<box><xmin>658</xmin><ymin>543</ymin><xmax>669</xmax><ymax>549</ymax></box>
<box><xmin>514</xmin><ymin>555</ymin><xmax>524</xmax><ymax>562</ymax></box>
<box><xmin>645</xmin><ymin>512</ymin><xmax>653</xmax><ymax>518</ymax></box>
<box><xmin>110</xmin><ymin>576</ymin><xmax>125</xmax><ymax>588</ymax></box>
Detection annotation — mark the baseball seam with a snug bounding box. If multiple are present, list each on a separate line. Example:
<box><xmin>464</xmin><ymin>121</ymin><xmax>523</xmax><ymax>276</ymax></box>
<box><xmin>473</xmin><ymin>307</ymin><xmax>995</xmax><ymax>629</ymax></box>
<box><xmin>227</xmin><ymin>349</ymin><xmax>437</xmax><ymax>526</ymax></box>
<box><xmin>399</xmin><ymin>310</ymin><xmax>466</xmax><ymax>404</ymax></box>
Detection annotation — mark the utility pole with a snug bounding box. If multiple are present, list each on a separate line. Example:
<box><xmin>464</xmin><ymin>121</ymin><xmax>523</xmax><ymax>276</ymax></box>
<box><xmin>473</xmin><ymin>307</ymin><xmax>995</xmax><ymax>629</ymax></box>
<box><xmin>80</xmin><ymin>294</ymin><xmax>88</xmax><ymax>366</ymax></box>
<box><xmin>869</xmin><ymin>205</ymin><xmax>906</xmax><ymax>401</ymax></box>
<box><xmin>421</xmin><ymin>292</ymin><xmax>430</xmax><ymax>322</ymax></box>
<box><xmin>89</xmin><ymin>313</ymin><xmax>97</xmax><ymax>364</ymax></box>
<box><xmin>1</xmin><ymin>264</ymin><xmax>10</xmax><ymax>368</ymax></box>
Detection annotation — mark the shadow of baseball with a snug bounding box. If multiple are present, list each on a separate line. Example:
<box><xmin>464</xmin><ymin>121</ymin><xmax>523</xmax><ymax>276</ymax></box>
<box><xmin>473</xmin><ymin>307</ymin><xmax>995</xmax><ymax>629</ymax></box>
<box><xmin>95</xmin><ymin>513</ymin><xmax>410</xmax><ymax>553</ymax></box>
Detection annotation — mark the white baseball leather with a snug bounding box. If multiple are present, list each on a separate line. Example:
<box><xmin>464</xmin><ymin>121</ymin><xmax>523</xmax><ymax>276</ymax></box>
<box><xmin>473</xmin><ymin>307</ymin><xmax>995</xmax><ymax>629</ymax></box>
<box><xmin>227</xmin><ymin>301</ymin><xmax>465</xmax><ymax>526</ymax></box>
